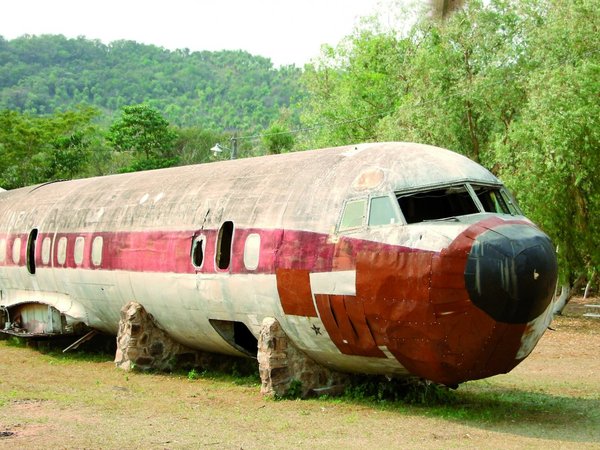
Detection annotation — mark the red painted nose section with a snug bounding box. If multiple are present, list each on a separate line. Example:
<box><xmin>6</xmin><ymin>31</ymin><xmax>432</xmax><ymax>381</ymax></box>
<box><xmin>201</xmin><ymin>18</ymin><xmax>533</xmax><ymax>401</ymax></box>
<box><xmin>375</xmin><ymin>217</ymin><xmax>557</xmax><ymax>386</ymax></box>
<box><xmin>276</xmin><ymin>217</ymin><xmax>557</xmax><ymax>386</ymax></box>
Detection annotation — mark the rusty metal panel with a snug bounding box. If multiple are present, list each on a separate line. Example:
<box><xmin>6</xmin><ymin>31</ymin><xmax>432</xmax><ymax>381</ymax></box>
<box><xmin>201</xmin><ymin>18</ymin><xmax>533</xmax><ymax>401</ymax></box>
<box><xmin>276</xmin><ymin>269</ymin><xmax>317</xmax><ymax>317</ymax></box>
<box><xmin>314</xmin><ymin>294</ymin><xmax>386</xmax><ymax>358</ymax></box>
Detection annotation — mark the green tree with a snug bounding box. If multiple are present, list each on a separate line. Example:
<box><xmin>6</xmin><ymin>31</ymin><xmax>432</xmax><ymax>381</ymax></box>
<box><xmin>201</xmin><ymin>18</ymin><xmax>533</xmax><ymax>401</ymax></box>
<box><xmin>107</xmin><ymin>104</ymin><xmax>178</xmax><ymax>170</ymax></box>
<box><xmin>45</xmin><ymin>131</ymin><xmax>91</xmax><ymax>180</ymax></box>
<box><xmin>0</xmin><ymin>35</ymin><xmax>303</xmax><ymax>130</ymax></box>
<box><xmin>300</xmin><ymin>23</ymin><xmax>406</xmax><ymax>148</ymax></box>
<box><xmin>174</xmin><ymin>127</ymin><xmax>230</xmax><ymax>165</ymax></box>
<box><xmin>377</xmin><ymin>0</ymin><xmax>529</xmax><ymax>165</ymax></box>
<box><xmin>0</xmin><ymin>106</ymin><xmax>100</xmax><ymax>188</ymax></box>
<box><xmin>497</xmin><ymin>0</ymin><xmax>600</xmax><ymax>303</ymax></box>
<box><xmin>262</xmin><ymin>123</ymin><xmax>294</xmax><ymax>155</ymax></box>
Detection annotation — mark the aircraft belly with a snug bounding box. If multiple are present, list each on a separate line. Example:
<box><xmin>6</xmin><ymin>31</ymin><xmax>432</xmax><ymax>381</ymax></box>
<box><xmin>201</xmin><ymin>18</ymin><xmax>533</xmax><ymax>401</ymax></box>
<box><xmin>125</xmin><ymin>271</ymin><xmax>282</xmax><ymax>353</ymax></box>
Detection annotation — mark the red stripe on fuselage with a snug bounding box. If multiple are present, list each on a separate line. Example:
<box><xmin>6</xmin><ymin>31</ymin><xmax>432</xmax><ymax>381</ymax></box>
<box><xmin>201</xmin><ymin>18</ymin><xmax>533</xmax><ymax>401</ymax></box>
<box><xmin>0</xmin><ymin>228</ymin><xmax>419</xmax><ymax>275</ymax></box>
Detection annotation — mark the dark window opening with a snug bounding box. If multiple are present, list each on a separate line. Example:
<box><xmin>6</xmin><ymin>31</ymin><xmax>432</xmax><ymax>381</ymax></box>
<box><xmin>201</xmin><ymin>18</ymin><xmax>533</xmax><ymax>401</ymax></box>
<box><xmin>216</xmin><ymin>221</ymin><xmax>234</xmax><ymax>270</ymax></box>
<box><xmin>26</xmin><ymin>228</ymin><xmax>38</xmax><ymax>275</ymax></box>
<box><xmin>397</xmin><ymin>186</ymin><xmax>478</xmax><ymax>223</ymax></box>
<box><xmin>191</xmin><ymin>236</ymin><xmax>205</xmax><ymax>268</ymax></box>
<box><xmin>209</xmin><ymin>319</ymin><xmax>258</xmax><ymax>357</ymax></box>
<box><xmin>500</xmin><ymin>188</ymin><xmax>523</xmax><ymax>215</ymax></box>
<box><xmin>473</xmin><ymin>186</ymin><xmax>510</xmax><ymax>214</ymax></box>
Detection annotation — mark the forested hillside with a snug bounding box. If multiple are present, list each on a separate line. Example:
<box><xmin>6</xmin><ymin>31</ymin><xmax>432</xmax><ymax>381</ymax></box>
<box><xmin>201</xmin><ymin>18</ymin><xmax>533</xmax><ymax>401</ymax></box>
<box><xmin>0</xmin><ymin>35</ymin><xmax>303</xmax><ymax>129</ymax></box>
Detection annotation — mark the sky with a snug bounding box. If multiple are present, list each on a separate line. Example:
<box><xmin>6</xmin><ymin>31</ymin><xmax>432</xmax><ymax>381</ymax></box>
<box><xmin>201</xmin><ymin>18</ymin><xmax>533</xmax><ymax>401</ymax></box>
<box><xmin>0</xmin><ymin>0</ymin><xmax>401</xmax><ymax>67</ymax></box>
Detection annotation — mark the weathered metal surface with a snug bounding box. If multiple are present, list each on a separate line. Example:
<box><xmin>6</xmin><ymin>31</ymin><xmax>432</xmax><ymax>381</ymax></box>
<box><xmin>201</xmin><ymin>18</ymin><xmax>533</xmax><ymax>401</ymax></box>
<box><xmin>0</xmin><ymin>142</ymin><xmax>558</xmax><ymax>386</ymax></box>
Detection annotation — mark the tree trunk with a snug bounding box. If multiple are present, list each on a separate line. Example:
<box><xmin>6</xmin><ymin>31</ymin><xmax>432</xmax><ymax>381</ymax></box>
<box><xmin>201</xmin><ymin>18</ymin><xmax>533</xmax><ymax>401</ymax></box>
<box><xmin>553</xmin><ymin>285</ymin><xmax>571</xmax><ymax>315</ymax></box>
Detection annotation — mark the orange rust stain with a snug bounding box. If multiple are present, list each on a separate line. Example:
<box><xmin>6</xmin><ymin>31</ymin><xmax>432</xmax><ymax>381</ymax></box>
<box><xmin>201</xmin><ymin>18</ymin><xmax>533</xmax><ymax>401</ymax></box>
<box><xmin>276</xmin><ymin>268</ymin><xmax>317</xmax><ymax>317</ymax></box>
<box><xmin>358</xmin><ymin>251</ymin><xmax>434</xmax><ymax>328</ymax></box>
<box><xmin>315</xmin><ymin>294</ymin><xmax>385</xmax><ymax>358</ymax></box>
<box><xmin>352</xmin><ymin>168</ymin><xmax>385</xmax><ymax>191</ymax></box>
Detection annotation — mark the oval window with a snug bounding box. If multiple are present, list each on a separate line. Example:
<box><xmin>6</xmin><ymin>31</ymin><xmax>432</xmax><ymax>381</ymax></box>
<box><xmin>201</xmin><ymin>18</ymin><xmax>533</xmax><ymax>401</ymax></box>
<box><xmin>0</xmin><ymin>238</ymin><xmax>6</xmax><ymax>263</ymax></box>
<box><xmin>12</xmin><ymin>238</ymin><xmax>21</xmax><ymax>264</ymax></box>
<box><xmin>57</xmin><ymin>237</ymin><xmax>68</xmax><ymax>265</ymax></box>
<box><xmin>191</xmin><ymin>235</ymin><xmax>205</xmax><ymax>269</ymax></box>
<box><xmin>243</xmin><ymin>233</ymin><xmax>261</xmax><ymax>271</ymax></box>
<box><xmin>41</xmin><ymin>237</ymin><xmax>52</xmax><ymax>265</ymax></box>
<box><xmin>92</xmin><ymin>236</ymin><xmax>104</xmax><ymax>267</ymax></box>
<box><xmin>216</xmin><ymin>221</ymin><xmax>234</xmax><ymax>270</ymax></box>
<box><xmin>74</xmin><ymin>236</ymin><xmax>85</xmax><ymax>266</ymax></box>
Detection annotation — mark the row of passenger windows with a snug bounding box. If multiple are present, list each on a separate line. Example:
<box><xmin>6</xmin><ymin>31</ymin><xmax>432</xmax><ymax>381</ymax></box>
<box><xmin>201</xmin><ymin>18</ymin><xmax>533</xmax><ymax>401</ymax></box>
<box><xmin>0</xmin><ymin>224</ymin><xmax>260</xmax><ymax>273</ymax></box>
<box><xmin>0</xmin><ymin>235</ymin><xmax>103</xmax><ymax>267</ymax></box>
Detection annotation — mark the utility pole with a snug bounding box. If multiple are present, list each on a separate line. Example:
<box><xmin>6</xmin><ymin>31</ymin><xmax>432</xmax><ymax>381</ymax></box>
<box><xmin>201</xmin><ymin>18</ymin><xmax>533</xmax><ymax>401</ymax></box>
<box><xmin>230</xmin><ymin>135</ymin><xmax>238</xmax><ymax>160</ymax></box>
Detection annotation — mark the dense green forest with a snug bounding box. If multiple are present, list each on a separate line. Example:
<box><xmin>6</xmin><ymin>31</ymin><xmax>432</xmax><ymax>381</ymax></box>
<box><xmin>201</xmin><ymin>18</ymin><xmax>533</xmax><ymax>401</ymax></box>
<box><xmin>0</xmin><ymin>0</ymin><xmax>598</xmax><ymax>295</ymax></box>
<box><xmin>0</xmin><ymin>35</ymin><xmax>303</xmax><ymax>129</ymax></box>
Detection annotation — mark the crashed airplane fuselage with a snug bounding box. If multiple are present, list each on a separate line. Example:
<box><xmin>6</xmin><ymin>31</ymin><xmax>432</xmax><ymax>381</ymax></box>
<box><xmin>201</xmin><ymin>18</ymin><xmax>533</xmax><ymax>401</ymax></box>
<box><xmin>0</xmin><ymin>142</ymin><xmax>558</xmax><ymax>386</ymax></box>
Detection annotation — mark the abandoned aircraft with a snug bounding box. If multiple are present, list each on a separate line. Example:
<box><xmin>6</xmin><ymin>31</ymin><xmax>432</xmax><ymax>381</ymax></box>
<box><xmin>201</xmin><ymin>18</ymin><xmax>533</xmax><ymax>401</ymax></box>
<box><xmin>0</xmin><ymin>142</ymin><xmax>558</xmax><ymax>388</ymax></box>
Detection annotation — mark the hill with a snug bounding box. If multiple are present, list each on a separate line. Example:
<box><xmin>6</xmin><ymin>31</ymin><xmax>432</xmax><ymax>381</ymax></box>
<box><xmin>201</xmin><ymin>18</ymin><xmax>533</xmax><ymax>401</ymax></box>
<box><xmin>0</xmin><ymin>34</ymin><xmax>303</xmax><ymax>129</ymax></box>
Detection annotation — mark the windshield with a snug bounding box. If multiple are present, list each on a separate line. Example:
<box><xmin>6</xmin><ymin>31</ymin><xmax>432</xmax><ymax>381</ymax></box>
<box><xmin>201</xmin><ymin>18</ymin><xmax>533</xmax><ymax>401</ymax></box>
<box><xmin>396</xmin><ymin>184</ymin><xmax>515</xmax><ymax>224</ymax></box>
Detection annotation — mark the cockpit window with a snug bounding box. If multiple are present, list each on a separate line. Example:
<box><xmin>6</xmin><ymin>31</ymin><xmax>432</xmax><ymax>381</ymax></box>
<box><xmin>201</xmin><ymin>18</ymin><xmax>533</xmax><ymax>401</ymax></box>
<box><xmin>500</xmin><ymin>188</ymin><xmax>523</xmax><ymax>215</ymax></box>
<box><xmin>368</xmin><ymin>196</ymin><xmax>400</xmax><ymax>226</ymax></box>
<box><xmin>396</xmin><ymin>183</ymin><xmax>521</xmax><ymax>224</ymax></box>
<box><xmin>397</xmin><ymin>185</ymin><xmax>478</xmax><ymax>224</ymax></box>
<box><xmin>472</xmin><ymin>185</ymin><xmax>510</xmax><ymax>214</ymax></box>
<box><xmin>339</xmin><ymin>199</ymin><xmax>367</xmax><ymax>231</ymax></box>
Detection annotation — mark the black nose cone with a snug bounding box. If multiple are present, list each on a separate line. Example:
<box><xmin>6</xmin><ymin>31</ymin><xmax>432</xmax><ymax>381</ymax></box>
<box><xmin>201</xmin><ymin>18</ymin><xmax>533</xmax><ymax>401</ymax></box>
<box><xmin>465</xmin><ymin>224</ymin><xmax>558</xmax><ymax>324</ymax></box>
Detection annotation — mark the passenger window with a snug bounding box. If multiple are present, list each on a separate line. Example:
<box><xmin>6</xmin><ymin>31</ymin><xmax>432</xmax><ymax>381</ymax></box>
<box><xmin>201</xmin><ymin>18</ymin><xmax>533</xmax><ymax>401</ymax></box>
<box><xmin>74</xmin><ymin>237</ymin><xmax>85</xmax><ymax>266</ymax></box>
<box><xmin>12</xmin><ymin>238</ymin><xmax>21</xmax><ymax>264</ymax></box>
<box><xmin>0</xmin><ymin>238</ymin><xmax>6</xmax><ymax>263</ymax></box>
<box><xmin>243</xmin><ymin>233</ymin><xmax>261</xmax><ymax>271</ymax></box>
<box><xmin>339</xmin><ymin>199</ymin><xmax>367</xmax><ymax>231</ymax></box>
<box><xmin>368</xmin><ymin>196</ymin><xmax>399</xmax><ymax>226</ymax></box>
<box><xmin>92</xmin><ymin>236</ymin><xmax>103</xmax><ymax>266</ymax></box>
<box><xmin>26</xmin><ymin>228</ymin><xmax>38</xmax><ymax>274</ymax></box>
<box><xmin>57</xmin><ymin>237</ymin><xmax>67</xmax><ymax>265</ymax></box>
<box><xmin>41</xmin><ymin>237</ymin><xmax>52</xmax><ymax>265</ymax></box>
<box><xmin>191</xmin><ymin>235</ymin><xmax>205</xmax><ymax>269</ymax></box>
<box><xmin>216</xmin><ymin>221</ymin><xmax>234</xmax><ymax>270</ymax></box>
